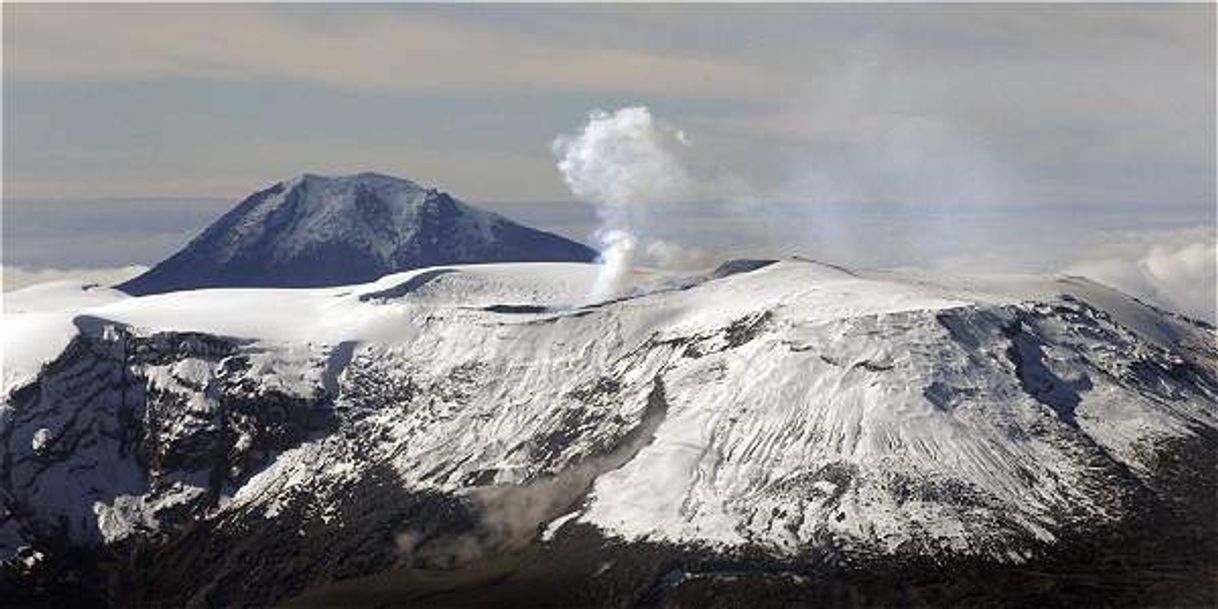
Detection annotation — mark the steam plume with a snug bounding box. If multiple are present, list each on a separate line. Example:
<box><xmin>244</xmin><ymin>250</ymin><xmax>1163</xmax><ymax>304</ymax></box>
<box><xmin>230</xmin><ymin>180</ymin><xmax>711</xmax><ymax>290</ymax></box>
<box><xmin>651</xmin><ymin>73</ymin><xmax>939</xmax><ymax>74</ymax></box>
<box><xmin>552</xmin><ymin>106</ymin><xmax>692</xmax><ymax>301</ymax></box>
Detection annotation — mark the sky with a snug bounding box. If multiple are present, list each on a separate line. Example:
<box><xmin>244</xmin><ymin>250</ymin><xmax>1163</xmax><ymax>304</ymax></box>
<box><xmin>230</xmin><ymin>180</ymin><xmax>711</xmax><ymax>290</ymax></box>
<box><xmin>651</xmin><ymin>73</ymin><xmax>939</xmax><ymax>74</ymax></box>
<box><xmin>2</xmin><ymin>4</ymin><xmax>1215</xmax><ymax>320</ymax></box>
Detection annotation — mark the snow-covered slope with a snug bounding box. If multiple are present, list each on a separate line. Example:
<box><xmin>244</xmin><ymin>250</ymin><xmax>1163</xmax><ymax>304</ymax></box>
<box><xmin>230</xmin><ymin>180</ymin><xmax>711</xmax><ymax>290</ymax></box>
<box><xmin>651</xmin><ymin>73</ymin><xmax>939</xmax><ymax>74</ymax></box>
<box><xmin>115</xmin><ymin>173</ymin><xmax>598</xmax><ymax>295</ymax></box>
<box><xmin>2</xmin><ymin>282</ymin><xmax>131</xmax><ymax>394</ymax></box>
<box><xmin>2</xmin><ymin>259</ymin><xmax>1215</xmax><ymax>605</ymax></box>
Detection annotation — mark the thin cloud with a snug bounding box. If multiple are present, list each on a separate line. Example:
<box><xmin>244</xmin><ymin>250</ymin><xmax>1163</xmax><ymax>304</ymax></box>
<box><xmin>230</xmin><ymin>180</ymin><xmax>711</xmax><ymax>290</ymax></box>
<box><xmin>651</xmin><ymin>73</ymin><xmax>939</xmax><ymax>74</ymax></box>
<box><xmin>3</xmin><ymin>5</ymin><xmax>1210</xmax><ymax>209</ymax></box>
<box><xmin>4</xmin><ymin>6</ymin><xmax>781</xmax><ymax>100</ymax></box>
<box><xmin>2</xmin><ymin>265</ymin><xmax>148</xmax><ymax>292</ymax></box>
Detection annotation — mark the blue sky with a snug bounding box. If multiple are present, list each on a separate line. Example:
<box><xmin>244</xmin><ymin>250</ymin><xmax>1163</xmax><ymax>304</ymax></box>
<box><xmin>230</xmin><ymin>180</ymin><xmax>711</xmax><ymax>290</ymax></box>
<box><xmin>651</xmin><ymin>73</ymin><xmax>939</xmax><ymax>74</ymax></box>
<box><xmin>2</xmin><ymin>4</ymin><xmax>1215</xmax><ymax>320</ymax></box>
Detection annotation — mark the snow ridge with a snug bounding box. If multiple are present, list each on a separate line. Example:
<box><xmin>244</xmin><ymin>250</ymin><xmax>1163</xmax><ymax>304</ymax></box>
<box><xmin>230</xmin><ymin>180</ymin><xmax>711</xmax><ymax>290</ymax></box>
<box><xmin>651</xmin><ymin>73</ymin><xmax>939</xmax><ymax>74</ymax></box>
<box><xmin>2</xmin><ymin>260</ymin><xmax>1215</xmax><ymax>594</ymax></box>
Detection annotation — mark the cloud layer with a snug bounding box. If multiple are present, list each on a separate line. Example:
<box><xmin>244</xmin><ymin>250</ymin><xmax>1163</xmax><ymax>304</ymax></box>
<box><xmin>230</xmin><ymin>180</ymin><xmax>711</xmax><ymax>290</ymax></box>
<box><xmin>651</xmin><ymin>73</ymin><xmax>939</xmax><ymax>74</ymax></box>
<box><xmin>1066</xmin><ymin>228</ymin><xmax>1216</xmax><ymax>323</ymax></box>
<box><xmin>5</xmin><ymin>6</ymin><xmax>778</xmax><ymax>99</ymax></box>
<box><xmin>4</xmin><ymin>5</ymin><xmax>1212</xmax><ymax>204</ymax></box>
<box><xmin>2</xmin><ymin>265</ymin><xmax>147</xmax><ymax>293</ymax></box>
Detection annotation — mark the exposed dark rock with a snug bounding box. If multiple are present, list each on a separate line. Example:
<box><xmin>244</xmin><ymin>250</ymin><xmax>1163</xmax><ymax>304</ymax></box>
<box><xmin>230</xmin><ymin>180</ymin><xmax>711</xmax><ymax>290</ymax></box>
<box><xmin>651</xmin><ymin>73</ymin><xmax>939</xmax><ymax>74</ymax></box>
<box><xmin>709</xmin><ymin>259</ymin><xmax>778</xmax><ymax>280</ymax></box>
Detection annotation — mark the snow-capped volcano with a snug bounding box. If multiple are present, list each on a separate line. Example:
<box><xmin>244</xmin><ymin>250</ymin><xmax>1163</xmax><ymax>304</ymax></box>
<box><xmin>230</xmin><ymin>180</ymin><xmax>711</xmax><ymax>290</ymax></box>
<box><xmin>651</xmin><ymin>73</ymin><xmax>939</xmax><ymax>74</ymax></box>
<box><xmin>116</xmin><ymin>172</ymin><xmax>597</xmax><ymax>295</ymax></box>
<box><xmin>3</xmin><ymin>260</ymin><xmax>1215</xmax><ymax>607</ymax></box>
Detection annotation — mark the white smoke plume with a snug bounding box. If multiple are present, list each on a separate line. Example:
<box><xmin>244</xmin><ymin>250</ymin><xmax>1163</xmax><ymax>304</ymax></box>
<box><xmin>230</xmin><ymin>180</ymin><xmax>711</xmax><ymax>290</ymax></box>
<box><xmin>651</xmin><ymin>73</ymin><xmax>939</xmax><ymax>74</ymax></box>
<box><xmin>552</xmin><ymin>106</ymin><xmax>693</xmax><ymax>301</ymax></box>
<box><xmin>642</xmin><ymin>239</ymin><xmax>716</xmax><ymax>271</ymax></box>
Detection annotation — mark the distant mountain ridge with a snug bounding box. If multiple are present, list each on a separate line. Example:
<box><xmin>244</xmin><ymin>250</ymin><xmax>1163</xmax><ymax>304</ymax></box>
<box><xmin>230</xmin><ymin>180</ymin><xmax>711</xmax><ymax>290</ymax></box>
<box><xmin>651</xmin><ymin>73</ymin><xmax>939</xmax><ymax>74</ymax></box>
<box><xmin>117</xmin><ymin>172</ymin><xmax>597</xmax><ymax>295</ymax></box>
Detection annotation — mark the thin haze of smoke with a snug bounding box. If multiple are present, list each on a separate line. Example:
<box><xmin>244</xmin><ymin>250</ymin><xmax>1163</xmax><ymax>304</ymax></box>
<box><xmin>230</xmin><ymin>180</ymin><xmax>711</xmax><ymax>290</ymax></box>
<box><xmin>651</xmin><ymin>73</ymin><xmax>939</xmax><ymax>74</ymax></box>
<box><xmin>394</xmin><ymin>464</ymin><xmax>598</xmax><ymax>568</ymax></box>
<box><xmin>762</xmin><ymin>53</ymin><xmax>1019</xmax><ymax>268</ymax></box>
<box><xmin>792</xmin><ymin>47</ymin><xmax>1011</xmax><ymax>197</ymax></box>
<box><xmin>758</xmin><ymin>59</ymin><xmax>1212</xmax><ymax>325</ymax></box>
<box><xmin>397</xmin><ymin>378</ymin><xmax>668</xmax><ymax>568</ymax></box>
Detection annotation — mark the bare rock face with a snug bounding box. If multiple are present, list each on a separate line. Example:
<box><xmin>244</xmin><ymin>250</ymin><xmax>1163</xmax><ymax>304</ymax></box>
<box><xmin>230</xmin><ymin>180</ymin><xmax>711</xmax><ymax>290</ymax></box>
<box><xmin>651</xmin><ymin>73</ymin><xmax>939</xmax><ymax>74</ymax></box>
<box><xmin>117</xmin><ymin>173</ymin><xmax>597</xmax><ymax>295</ymax></box>
<box><xmin>2</xmin><ymin>320</ymin><xmax>334</xmax><ymax>549</ymax></box>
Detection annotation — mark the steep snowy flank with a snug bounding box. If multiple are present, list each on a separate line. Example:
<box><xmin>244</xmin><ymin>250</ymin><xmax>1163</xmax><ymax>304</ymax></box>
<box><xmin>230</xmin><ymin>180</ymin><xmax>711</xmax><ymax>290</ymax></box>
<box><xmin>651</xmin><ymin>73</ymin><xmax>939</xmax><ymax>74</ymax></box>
<box><xmin>2</xmin><ymin>259</ymin><xmax>1215</xmax><ymax>605</ymax></box>
<box><xmin>115</xmin><ymin>173</ymin><xmax>597</xmax><ymax>295</ymax></box>
<box><xmin>1</xmin><ymin>282</ymin><xmax>130</xmax><ymax>394</ymax></box>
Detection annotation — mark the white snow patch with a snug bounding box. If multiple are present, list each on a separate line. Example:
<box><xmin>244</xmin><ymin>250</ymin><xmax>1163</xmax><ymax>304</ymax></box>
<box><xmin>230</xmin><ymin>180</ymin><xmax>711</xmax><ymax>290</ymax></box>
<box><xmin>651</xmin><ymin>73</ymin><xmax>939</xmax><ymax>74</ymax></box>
<box><xmin>541</xmin><ymin>510</ymin><xmax>581</xmax><ymax>542</ymax></box>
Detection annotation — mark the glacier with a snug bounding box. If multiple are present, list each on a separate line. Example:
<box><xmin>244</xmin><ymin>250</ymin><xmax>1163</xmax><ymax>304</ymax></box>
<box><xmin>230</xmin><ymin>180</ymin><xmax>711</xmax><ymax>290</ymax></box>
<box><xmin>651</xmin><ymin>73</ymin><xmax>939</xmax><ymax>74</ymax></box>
<box><xmin>1</xmin><ymin>259</ymin><xmax>1215</xmax><ymax>606</ymax></box>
